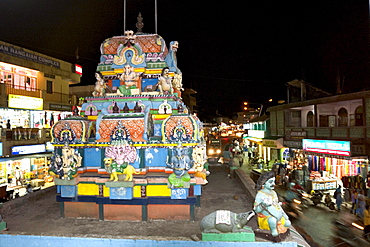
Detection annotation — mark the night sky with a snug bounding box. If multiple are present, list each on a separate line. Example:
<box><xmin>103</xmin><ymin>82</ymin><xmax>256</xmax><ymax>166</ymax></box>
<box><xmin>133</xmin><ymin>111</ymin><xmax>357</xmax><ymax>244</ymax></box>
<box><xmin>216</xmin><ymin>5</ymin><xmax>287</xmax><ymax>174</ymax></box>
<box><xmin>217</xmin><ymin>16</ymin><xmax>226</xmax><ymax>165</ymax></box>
<box><xmin>0</xmin><ymin>1</ymin><xmax>369</xmax><ymax>119</ymax></box>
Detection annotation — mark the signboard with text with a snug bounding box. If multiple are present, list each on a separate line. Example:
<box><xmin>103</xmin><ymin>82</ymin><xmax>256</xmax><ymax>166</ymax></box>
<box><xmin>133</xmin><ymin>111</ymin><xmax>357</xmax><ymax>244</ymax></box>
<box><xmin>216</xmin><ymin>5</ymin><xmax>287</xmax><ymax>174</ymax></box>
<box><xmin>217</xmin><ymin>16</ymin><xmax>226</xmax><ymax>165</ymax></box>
<box><xmin>11</xmin><ymin>144</ymin><xmax>46</xmax><ymax>155</ymax></box>
<box><xmin>302</xmin><ymin>139</ymin><xmax>350</xmax><ymax>156</ymax></box>
<box><xmin>8</xmin><ymin>94</ymin><xmax>43</xmax><ymax>110</ymax></box>
<box><xmin>0</xmin><ymin>44</ymin><xmax>60</xmax><ymax>68</ymax></box>
<box><xmin>286</xmin><ymin>131</ymin><xmax>307</xmax><ymax>140</ymax></box>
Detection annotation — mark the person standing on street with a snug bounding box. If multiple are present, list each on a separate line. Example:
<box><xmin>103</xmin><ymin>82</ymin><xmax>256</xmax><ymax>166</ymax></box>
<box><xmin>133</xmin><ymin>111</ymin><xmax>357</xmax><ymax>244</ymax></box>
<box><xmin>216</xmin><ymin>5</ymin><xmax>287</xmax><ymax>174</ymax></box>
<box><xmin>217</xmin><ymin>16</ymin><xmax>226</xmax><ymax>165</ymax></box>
<box><xmin>247</xmin><ymin>145</ymin><xmax>253</xmax><ymax>159</ymax></box>
<box><xmin>334</xmin><ymin>185</ymin><xmax>343</xmax><ymax>211</ymax></box>
<box><xmin>351</xmin><ymin>189</ymin><xmax>358</xmax><ymax>214</ymax></box>
<box><xmin>356</xmin><ymin>190</ymin><xmax>366</xmax><ymax>218</ymax></box>
<box><xmin>15</xmin><ymin>166</ymin><xmax>23</xmax><ymax>186</ymax></box>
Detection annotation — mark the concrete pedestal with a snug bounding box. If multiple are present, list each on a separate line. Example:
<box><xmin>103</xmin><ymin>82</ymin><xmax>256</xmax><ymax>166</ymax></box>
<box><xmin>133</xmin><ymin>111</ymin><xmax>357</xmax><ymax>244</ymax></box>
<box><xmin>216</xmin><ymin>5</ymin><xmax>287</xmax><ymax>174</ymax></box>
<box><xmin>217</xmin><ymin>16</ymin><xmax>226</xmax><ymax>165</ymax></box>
<box><xmin>202</xmin><ymin>228</ymin><xmax>255</xmax><ymax>242</ymax></box>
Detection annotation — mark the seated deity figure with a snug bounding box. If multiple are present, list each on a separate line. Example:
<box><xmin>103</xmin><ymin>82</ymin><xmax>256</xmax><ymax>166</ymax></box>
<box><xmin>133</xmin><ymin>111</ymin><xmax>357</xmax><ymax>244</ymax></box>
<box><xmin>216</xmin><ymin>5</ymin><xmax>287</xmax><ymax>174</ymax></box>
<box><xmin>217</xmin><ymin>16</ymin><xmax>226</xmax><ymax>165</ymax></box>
<box><xmin>253</xmin><ymin>171</ymin><xmax>291</xmax><ymax>238</ymax></box>
<box><xmin>118</xmin><ymin>64</ymin><xmax>139</xmax><ymax>95</ymax></box>
<box><xmin>158</xmin><ymin>67</ymin><xmax>174</xmax><ymax>95</ymax></box>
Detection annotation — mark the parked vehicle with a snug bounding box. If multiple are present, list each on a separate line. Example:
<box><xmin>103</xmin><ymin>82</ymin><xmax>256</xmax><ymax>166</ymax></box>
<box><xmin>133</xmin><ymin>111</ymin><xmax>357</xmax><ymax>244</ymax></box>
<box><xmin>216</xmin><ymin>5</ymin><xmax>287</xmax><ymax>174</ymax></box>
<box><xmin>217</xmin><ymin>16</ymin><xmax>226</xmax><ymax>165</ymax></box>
<box><xmin>311</xmin><ymin>190</ymin><xmax>335</xmax><ymax>210</ymax></box>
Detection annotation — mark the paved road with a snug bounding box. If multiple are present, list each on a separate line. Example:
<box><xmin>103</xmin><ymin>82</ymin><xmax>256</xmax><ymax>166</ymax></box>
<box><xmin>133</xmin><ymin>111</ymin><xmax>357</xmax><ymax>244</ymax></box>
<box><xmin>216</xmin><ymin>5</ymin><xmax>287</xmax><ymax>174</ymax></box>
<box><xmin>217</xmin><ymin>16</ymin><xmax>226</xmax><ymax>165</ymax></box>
<box><xmin>238</xmin><ymin>156</ymin><xmax>362</xmax><ymax>247</ymax></box>
<box><xmin>1</xmin><ymin>165</ymin><xmax>251</xmax><ymax>240</ymax></box>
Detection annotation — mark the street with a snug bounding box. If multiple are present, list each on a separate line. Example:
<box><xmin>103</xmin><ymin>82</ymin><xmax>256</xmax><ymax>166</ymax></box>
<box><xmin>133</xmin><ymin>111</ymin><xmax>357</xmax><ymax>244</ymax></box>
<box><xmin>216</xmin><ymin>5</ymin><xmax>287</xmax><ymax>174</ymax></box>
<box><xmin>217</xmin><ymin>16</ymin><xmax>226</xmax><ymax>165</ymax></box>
<box><xmin>1</xmin><ymin>147</ymin><xmax>354</xmax><ymax>247</ymax></box>
<box><xmin>235</xmin><ymin>152</ymin><xmax>354</xmax><ymax>247</ymax></box>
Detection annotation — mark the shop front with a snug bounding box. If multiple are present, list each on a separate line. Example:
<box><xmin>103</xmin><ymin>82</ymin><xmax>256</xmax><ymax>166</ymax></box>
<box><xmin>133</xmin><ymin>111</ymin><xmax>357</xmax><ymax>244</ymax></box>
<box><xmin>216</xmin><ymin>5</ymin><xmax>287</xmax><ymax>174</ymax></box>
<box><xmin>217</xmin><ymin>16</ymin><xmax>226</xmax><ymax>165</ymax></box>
<box><xmin>0</xmin><ymin>144</ymin><xmax>54</xmax><ymax>189</ymax></box>
<box><xmin>262</xmin><ymin>137</ymin><xmax>284</xmax><ymax>163</ymax></box>
<box><xmin>302</xmin><ymin>139</ymin><xmax>368</xmax><ymax>194</ymax></box>
<box><xmin>244</xmin><ymin>129</ymin><xmax>264</xmax><ymax>158</ymax></box>
<box><xmin>0</xmin><ymin>94</ymin><xmax>73</xmax><ymax>131</ymax></box>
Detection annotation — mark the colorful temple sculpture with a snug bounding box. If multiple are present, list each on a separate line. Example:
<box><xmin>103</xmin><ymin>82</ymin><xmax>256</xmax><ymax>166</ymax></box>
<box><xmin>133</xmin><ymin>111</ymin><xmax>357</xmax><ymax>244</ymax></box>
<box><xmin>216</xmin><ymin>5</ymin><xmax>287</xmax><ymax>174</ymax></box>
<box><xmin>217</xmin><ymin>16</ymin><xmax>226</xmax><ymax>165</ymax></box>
<box><xmin>49</xmin><ymin>29</ymin><xmax>208</xmax><ymax>221</ymax></box>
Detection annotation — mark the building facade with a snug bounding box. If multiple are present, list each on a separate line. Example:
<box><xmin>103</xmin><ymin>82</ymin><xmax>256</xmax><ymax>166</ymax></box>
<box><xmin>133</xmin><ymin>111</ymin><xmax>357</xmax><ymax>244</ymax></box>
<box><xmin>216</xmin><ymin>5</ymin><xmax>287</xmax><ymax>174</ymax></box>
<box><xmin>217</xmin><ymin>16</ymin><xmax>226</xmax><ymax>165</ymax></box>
<box><xmin>268</xmin><ymin>90</ymin><xmax>370</xmax><ymax>191</ymax></box>
<box><xmin>0</xmin><ymin>40</ymin><xmax>80</xmax><ymax>185</ymax></box>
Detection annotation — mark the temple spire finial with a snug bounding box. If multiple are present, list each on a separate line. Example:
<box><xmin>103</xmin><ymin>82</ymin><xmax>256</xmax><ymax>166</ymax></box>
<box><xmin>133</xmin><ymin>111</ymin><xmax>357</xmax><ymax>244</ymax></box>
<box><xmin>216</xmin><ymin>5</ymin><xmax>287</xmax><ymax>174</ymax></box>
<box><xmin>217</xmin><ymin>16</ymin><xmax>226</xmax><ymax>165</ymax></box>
<box><xmin>136</xmin><ymin>12</ymin><xmax>144</xmax><ymax>34</ymax></box>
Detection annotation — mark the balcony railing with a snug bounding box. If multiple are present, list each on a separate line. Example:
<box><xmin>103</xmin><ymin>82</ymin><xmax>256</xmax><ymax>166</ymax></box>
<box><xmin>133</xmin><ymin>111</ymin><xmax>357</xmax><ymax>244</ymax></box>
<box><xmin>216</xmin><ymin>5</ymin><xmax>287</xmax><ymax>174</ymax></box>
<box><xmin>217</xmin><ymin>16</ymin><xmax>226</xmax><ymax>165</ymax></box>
<box><xmin>281</xmin><ymin>126</ymin><xmax>367</xmax><ymax>140</ymax></box>
<box><xmin>6</xmin><ymin>85</ymin><xmax>42</xmax><ymax>98</ymax></box>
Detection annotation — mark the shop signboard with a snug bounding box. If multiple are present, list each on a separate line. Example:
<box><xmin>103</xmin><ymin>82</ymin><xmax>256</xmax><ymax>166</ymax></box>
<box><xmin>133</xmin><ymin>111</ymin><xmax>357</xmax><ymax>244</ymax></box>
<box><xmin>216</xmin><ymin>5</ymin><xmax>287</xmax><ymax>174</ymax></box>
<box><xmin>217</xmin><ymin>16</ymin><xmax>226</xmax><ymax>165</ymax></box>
<box><xmin>283</xmin><ymin>140</ymin><xmax>302</xmax><ymax>149</ymax></box>
<box><xmin>0</xmin><ymin>43</ymin><xmax>60</xmax><ymax>68</ymax></box>
<box><xmin>49</xmin><ymin>103</ymin><xmax>72</xmax><ymax>111</ymax></box>
<box><xmin>263</xmin><ymin>138</ymin><xmax>284</xmax><ymax>149</ymax></box>
<box><xmin>11</xmin><ymin>144</ymin><xmax>46</xmax><ymax>155</ymax></box>
<box><xmin>75</xmin><ymin>64</ymin><xmax>83</xmax><ymax>75</ymax></box>
<box><xmin>302</xmin><ymin>139</ymin><xmax>350</xmax><ymax>156</ymax></box>
<box><xmin>8</xmin><ymin>94</ymin><xmax>43</xmax><ymax>110</ymax></box>
<box><xmin>285</xmin><ymin>131</ymin><xmax>306</xmax><ymax>140</ymax></box>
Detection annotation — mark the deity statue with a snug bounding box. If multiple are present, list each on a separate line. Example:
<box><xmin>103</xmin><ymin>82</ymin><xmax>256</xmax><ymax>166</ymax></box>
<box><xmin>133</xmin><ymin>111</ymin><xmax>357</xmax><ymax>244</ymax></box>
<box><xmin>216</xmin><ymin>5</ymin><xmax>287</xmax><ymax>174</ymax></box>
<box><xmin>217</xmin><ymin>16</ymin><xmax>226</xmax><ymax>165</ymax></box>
<box><xmin>104</xmin><ymin>142</ymin><xmax>138</xmax><ymax>182</ymax></box>
<box><xmin>118</xmin><ymin>64</ymin><xmax>139</xmax><ymax>95</ymax></box>
<box><xmin>92</xmin><ymin>72</ymin><xmax>107</xmax><ymax>97</ymax></box>
<box><xmin>165</xmin><ymin>41</ymin><xmax>181</xmax><ymax>74</ymax></box>
<box><xmin>158</xmin><ymin>67</ymin><xmax>173</xmax><ymax>95</ymax></box>
<box><xmin>253</xmin><ymin>171</ymin><xmax>291</xmax><ymax>240</ymax></box>
<box><xmin>172</xmin><ymin>73</ymin><xmax>184</xmax><ymax>98</ymax></box>
<box><xmin>166</xmin><ymin>145</ymin><xmax>191</xmax><ymax>188</ymax></box>
<box><xmin>192</xmin><ymin>146</ymin><xmax>210</xmax><ymax>184</ymax></box>
<box><xmin>48</xmin><ymin>143</ymin><xmax>82</xmax><ymax>180</ymax></box>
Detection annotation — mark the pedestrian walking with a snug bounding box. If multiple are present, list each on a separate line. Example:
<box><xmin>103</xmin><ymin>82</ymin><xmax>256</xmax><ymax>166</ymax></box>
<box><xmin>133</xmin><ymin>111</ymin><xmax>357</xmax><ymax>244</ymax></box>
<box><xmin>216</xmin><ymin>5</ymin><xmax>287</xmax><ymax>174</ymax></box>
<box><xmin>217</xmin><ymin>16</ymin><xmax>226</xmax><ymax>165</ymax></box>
<box><xmin>247</xmin><ymin>145</ymin><xmax>253</xmax><ymax>159</ymax></box>
<box><xmin>6</xmin><ymin>119</ymin><xmax>11</xmax><ymax>129</ymax></box>
<box><xmin>334</xmin><ymin>185</ymin><xmax>343</xmax><ymax>211</ymax></box>
<box><xmin>356</xmin><ymin>190</ymin><xmax>366</xmax><ymax>218</ymax></box>
<box><xmin>243</xmin><ymin>144</ymin><xmax>249</xmax><ymax>163</ymax></box>
<box><xmin>351</xmin><ymin>189</ymin><xmax>358</xmax><ymax>214</ymax></box>
<box><xmin>222</xmin><ymin>145</ymin><xmax>233</xmax><ymax>178</ymax></box>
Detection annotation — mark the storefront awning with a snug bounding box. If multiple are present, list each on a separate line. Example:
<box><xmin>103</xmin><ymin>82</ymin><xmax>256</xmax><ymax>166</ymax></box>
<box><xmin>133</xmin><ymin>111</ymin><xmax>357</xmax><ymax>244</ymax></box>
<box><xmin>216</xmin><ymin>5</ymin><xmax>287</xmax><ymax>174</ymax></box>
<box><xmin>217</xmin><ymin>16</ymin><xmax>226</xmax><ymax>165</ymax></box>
<box><xmin>245</xmin><ymin>137</ymin><xmax>263</xmax><ymax>143</ymax></box>
<box><xmin>263</xmin><ymin>136</ymin><xmax>284</xmax><ymax>149</ymax></box>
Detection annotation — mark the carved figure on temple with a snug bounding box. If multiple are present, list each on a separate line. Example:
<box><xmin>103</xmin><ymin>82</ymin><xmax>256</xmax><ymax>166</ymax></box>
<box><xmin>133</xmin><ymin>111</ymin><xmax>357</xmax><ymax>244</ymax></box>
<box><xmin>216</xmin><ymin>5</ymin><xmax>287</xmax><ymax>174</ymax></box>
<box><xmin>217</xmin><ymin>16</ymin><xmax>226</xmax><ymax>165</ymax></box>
<box><xmin>254</xmin><ymin>171</ymin><xmax>291</xmax><ymax>240</ymax></box>
<box><xmin>165</xmin><ymin>41</ymin><xmax>181</xmax><ymax>73</ymax></box>
<box><xmin>92</xmin><ymin>72</ymin><xmax>107</xmax><ymax>97</ymax></box>
<box><xmin>167</xmin><ymin>145</ymin><xmax>191</xmax><ymax>188</ymax></box>
<box><xmin>192</xmin><ymin>146</ymin><xmax>210</xmax><ymax>184</ymax></box>
<box><xmin>48</xmin><ymin>143</ymin><xmax>82</xmax><ymax>180</ymax></box>
<box><xmin>172</xmin><ymin>73</ymin><xmax>183</xmax><ymax>98</ymax></box>
<box><xmin>117</xmin><ymin>64</ymin><xmax>140</xmax><ymax>95</ymax></box>
<box><xmin>158</xmin><ymin>67</ymin><xmax>173</xmax><ymax>95</ymax></box>
<box><xmin>104</xmin><ymin>143</ymin><xmax>137</xmax><ymax>181</ymax></box>
<box><xmin>200</xmin><ymin>210</ymin><xmax>255</xmax><ymax>233</ymax></box>
<box><xmin>104</xmin><ymin>158</ymin><xmax>139</xmax><ymax>181</ymax></box>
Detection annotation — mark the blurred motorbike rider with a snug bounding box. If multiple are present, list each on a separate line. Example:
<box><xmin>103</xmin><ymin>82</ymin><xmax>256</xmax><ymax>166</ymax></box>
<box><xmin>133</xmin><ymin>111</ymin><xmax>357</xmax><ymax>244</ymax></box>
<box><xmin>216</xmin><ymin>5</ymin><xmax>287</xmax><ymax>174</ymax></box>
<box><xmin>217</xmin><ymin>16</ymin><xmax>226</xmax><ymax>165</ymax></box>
<box><xmin>285</xmin><ymin>182</ymin><xmax>300</xmax><ymax>202</ymax></box>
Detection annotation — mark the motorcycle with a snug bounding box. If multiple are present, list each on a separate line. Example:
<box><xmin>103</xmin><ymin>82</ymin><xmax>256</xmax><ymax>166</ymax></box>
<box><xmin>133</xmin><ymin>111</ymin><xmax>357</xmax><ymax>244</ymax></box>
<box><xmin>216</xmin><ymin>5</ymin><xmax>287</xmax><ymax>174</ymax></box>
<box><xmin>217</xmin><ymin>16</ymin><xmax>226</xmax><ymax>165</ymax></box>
<box><xmin>296</xmin><ymin>189</ymin><xmax>310</xmax><ymax>208</ymax></box>
<box><xmin>283</xmin><ymin>198</ymin><xmax>303</xmax><ymax>219</ymax></box>
<box><xmin>290</xmin><ymin>184</ymin><xmax>310</xmax><ymax>209</ymax></box>
<box><xmin>311</xmin><ymin>190</ymin><xmax>335</xmax><ymax>210</ymax></box>
<box><xmin>278</xmin><ymin>192</ymin><xmax>303</xmax><ymax>219</ymax></box>
<box><xmin>332</xmin><ymin>212</ymin><xmax>370</xmax><ymax>246</ymax></box>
